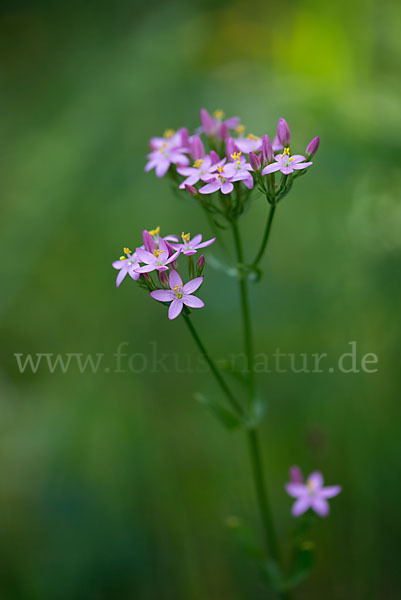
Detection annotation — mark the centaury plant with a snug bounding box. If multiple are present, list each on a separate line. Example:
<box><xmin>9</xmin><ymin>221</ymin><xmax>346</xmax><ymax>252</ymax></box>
<box><xmin>112</xmin><ymin>109</ymin><xmax>340</xmax><ymax>597</ymax></box>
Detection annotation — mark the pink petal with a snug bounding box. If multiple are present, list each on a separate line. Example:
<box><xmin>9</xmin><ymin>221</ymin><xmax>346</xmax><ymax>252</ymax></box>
<box><xmin>308</xmin><ymin>471</ymin><xmax>324</xmax><ymax>489</ymax></box>
<box><xmin>292</xmin><ymin>161</ymin><xmax>313</xmax><ymax>170</ymax></box>
<box><xmin>320</xmin><ymin>485</ymin><xmax>342</xmax><ymax>499</ymax></box>
<box><xmin>136</xmin><ymin>248</ymin><xmax>154</xmax><ymax>263</ymax></box>
<box><xmin>112</xmin><ymin>260</ymin><xmax>124</xmax><ymax>270</ymax></box>
<box><xmin>155</xmin><ymin>159</ymin><xmax>170</xmax><ymax>178</ymax></box>
<box><xmin>285</xmin><ymin>483</ymin><xmax>306</xmax><ymax>498</ymax></box>
<box><xmin>165</xmin><ymin>249</ymin><xmax>181</xmax><ymax>264</ymax></box>
<box><xmin>292</xmin><ymin>496</ymin><xmax>311</xmax><ymax>517</ymax></box>
<box><xmin>290</xmin><ymin>154</ymin><xmax>306</xmax><ymax>163</ymax></box>
<box><xmin>311</xmin><ymin>497</ymin><xmax>330</xmax><ymax>517</ymax></box>
<box><xmin>190</xmin><ymin>234</ymin><xmax>202</xmax><ymax>246</ymax></box>
<box><xmin>183</xmin><ymin>295</ymin><xmax>204</xmax><ymax>308</ymax></box>
<box><xmin>280</xmin><ymin>166</ymin><xmax>293</xmax><ymax>175</ymax></box>
<box><xmin>168</xmin><ymin>299</ymin><xmax>184</xmax><ymax>320</ymax></box>
<box><xmin>116</xmin><ymin>269</ymin><xmax>127</xmax><ymax>287</ymax></box>
<box><xmin>221</xmin><ymin>182</ymin><xmax>234</xmax><ymax>194</ymax></box>
<box><xmin>261</xmin><ymin>163</ymin><xmax>281</xmax><ymax>175</ymax></box>
<box><xmin>136</xmin><ymin>264</ymin><xmax>156</xmax><ymax>273</ymax></box>
<box><xmin>183</xmin><ymin>276</ymin><xmax>203</xmax><ymax>294</ymax></box>
<box><xmin>129</xmin><ymin>269</ymin><xmax>140</xmax><ymax>281</ymax></box>
<box><xmin>199</xmin><ymin>181</ymin><xmax>220</xmax><ymax>194</ymax></box>
<box><xmin>150</xmin><ymin>290</ymin><xmax>175</xmax><ymax>302</ymax></box>
<box><xmin>143</xmin><ymin>230</ymin><xmax>156</xmax><ymax>252</ymax></box>
<box><xmin>169</xmin><ymin>269</ymin><xmax>183</xmax><ymax>289</ymax></box>
<box><xmin>195</xmin><ymin>237</ymin><xmax>215</xmax><ymax>249</ymax></box>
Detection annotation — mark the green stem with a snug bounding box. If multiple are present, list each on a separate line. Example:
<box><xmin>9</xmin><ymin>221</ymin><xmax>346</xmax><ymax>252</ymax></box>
<box><xmin>182</xmin><ymin>313</ymin><xmax>243</xmax><ymax>417</ymax></box>
<box><xmin>252</xmin><ymin>204</ymin><xmax>276</xmax><ymax>268</ymax></box>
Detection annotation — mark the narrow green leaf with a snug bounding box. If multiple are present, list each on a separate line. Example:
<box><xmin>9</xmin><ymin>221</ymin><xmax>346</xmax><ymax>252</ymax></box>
<box><xmin>194</xmin><ymin>393</ymin><xmax>243</xmax><ymax>431</ymax></box>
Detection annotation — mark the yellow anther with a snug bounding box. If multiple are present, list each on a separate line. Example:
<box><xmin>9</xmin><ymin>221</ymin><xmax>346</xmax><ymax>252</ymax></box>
<box><xmin>153</xmin><ymin>248</ymin><xmax>165</xmax><ymax>258</ymax></box>
<box><xmin>213</xmin><ymin>109</ymin><xmax>225</xmax><ymax>120</ymax></box>
<box><xmin>159</xmin><ymin>143</ymin><xmax>167</xmax><ymax>152</ymax></box>
<box><xmin>173</xmin><ymin>284</ymin><xmax>183</xmax><ymax>298</ymax></box>
<box><xmin>217</xmin><ymin>165</ymin><xmax>225</xmax><ymax>174</ymax></box>
<box><xmin>164</xmin><ymin>129</ymin><xmax>175</xmax><ymax>138</ymax></box>
<box><xmin>148</xmin><ymin>226</ymin><xmax>160</xmax><ymax>236</ymax></box>
<box><xmin>247</xmin><ymin>133</ymin><xmax>259</xmax><ymax>141</ymax></box>
<box><xmin>123</xmin><ymin>247</ymin><xmax>131</xmax><ymax>255</ymax></box>
<box><xmin>119</xmin><ymin>256</ymin><xmax>126</xmax><ymax>261</ymax></box>
<box><xmin>282</xmin><ymin>146</ymin><xmax>290</xmax><ymax>158</ymax></box>
<box><xmin>230</xmin><ymin>152</ymin><xmax>242</xmax><ymax>161</ymax></box>
<box><xmin>235</xmin><ymin>124</ymin><xmax>245</xmax><ymax>135</ymax></box>
<box><xmin>181</xmin><ymin>232</ymin><xmax>190</xmax><ymax>243</ymax></box>
<box><xmin>193</xmin><ymin>159</ymin><xmax>204</xmax><ymax>168</ymax></box>
<box><xmin>306</xmin><ymin>480</ymin><xmax>315</xmax><ymax>490</ymax></box>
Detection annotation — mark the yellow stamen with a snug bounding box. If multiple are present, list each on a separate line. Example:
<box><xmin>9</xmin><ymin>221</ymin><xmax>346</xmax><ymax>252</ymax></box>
<box><xmin>148</xmin><ymin>226</ymin><xmax>160</xmax><ymax>237</ymax></box>
<box><xmin>181</xmin><ymin>232</ymin><xmax>190</xmax><ymax>243</ymax></box>
<box><xmin>153</xmin><ymin>249</ymin><xmax>165</xmax><ymax>258</ymax></box>
<box><xmin>306</xmin><ymin>481</ymin><xmax>315</xmax><ymax>490</ymax></box>
<box><xmin>217</xmin><ymin>165</ymin><xmax>225</xmax><ymax>174</ymax></box>
<box><xmin>230</xmin><ymin>152</ymin><xmax>242</xmax><ymax>162</ymax></box>
<box><xmin>164</xmin><ymin>129</ymin><xmax>175</xmax><ymax>138</ymax></box>
<box><xmin>173</xmin><ymin>284</ymin><xmax>183</xmax><ymax>298</ymax></box>
<box><xmin>282</xmin><ymin>146</ymin><xmax>290</xmax><ymax>158</ymax></box>
<box><xmin>119</xmin><ymin>256</ymin><xmax>126</xmax><ymax>261</ymax></box>
<box><xmin>123</xmin><ymin>247</ymin><xmax>131</xmax><ymax>255</ymax></box>
<box><xmin>235</xmin><ymin>124</ymin><xmax>245</xmax><ymax>135</ymax></box>
<box><xmin>213</xmin><ymin>109</ymin><xmax>225</xmax><ymax>120</ymax></box>
<box><xmin>247</xmin><ymin>133</ymin><xmax>259</xmax><ymax>141</ymax></box>
<box><xmin>193</xmin><ymin>159</ymin><xmax>204</xmax><ymax>168</ymax></box>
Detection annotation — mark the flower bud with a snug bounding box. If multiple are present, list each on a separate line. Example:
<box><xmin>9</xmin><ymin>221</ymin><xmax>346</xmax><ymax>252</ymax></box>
<box><xmin>185</xmin><ymin>184</ymin><xmax>197</xmax><ymax>197</ymax></box>
<box><xmin>261</xmin><ymin>134</ymin><xmax>274</xmax><ymax>164</ymax></box>
<box><xmin>249</xmin><ymin>151</ymin><xmax>261</xmax><ymax>171</ymax></box>
<box><xmin>306</xmin><ymin>136</ymin><xmax>319</xmax><ymax>158</ymax></box>
<box><xmin>277</xmin><ymin>118</ymin><xmax>291</xmax><ymax>147</ymax></box>
<box><xmin>289</xmin><ymin>465</ymin><xmax>303</xmax><ymax>484</ymax></box>
<box><xmin>179</xmin><ymin>127</ymin><xmax>189</xmax><ymax>149</ymax></box>
<box><xmin>141</xmin><ymin>273</ymin><xmax>155</xmax><ymax>290</ymax></box>
<box><xmin>225</xmin><ymin>136</ymin><xmax>236</xmax><ymax>159</ymax></box>
<box><xmin>196</xmin><ymin>254</ymin><xmax>205</xmax><ymax>276</ymax></box>
<box><xmin>142</xmin><ymin>229</ymin><xmax>154</xmax><ymax>252</ymax></box>
<box><xmin>209</xmin><ymin>150</ymin><xmax>220</xmax><ymax>165</ymax></box>
<box><xmin>190</xmin><ymin>135</ymin><xmax>205</xmax><ymax>160</ymax></box>
<box><xmin>158</xmin><ymin>270</ymin><xmax>169</xmax><ymax>288</ymax></box>
<box><xmin>218</xmin><ymin>122</ymin><xmax>228</xmax><ymax>140</ymax></box>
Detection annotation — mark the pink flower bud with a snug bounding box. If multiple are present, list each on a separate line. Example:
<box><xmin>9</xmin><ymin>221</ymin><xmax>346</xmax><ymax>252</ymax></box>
<box><xmin>185</xmin><ymin>184</ymin><xmax>197</xmax><ymax>196</ymax></box>
<box><xmin>277</xmin><ymin>118</ymin><xmax>291</xmax><ymax>147</ymax></box>
<box><xmin>306</xmin><ymin>136</ymin><xmax>319</xmax><ymax>158</ymax></box>
<box><xmin>179</xmin><ymin>127</ymin><xmax>189</xmax><ymax>149</ymax></box>
<box><xmin>262</xmin><ymin>134</ymin><xmax>274</xmax><ymax>164</ymax></box>
<box><xmin>209</xmin><ymin>150</ymin><xmax>220</xmax><ymax>165</ymax></box>
<box><xmin>200</xmin><ymin>108</ymin><xmax>215</xmax><ymax>135</ymax></box>
<box><xmin>218</xmin><ymin>122</ymin><xmax>229</xmax><ymax>140</ymax></box>
<box><xmin>289</xmin><ymin>465</ymin><xmax>303</xmax><ymax>484</ymax></box>
<box><xmin>158</xmin><ymin>270</ymin><xmax>169</xmax><ymax>288</ymax></box>
<box><xmin>196</xmin><ymin>254</ymin><xmax>205</xmax><ymax>276</ymax></box>
<box><xmin>142</xmin><ymin>230</ymin><xmax>154</xmax><ymax>252</ymax></box>
<box><xmin>190</xmin><ymin>135</ymin><xmax>205</xmax><ymax>160</ymax></box>
<box><xmin>249</xmin><ymin>152</ymin><xmax>261</xmax><ymax>171</ymax></box>
<box><xmin>225</xmin><ymin>136</ymin><xmax>236</xmax><ymax>159</ymax></box>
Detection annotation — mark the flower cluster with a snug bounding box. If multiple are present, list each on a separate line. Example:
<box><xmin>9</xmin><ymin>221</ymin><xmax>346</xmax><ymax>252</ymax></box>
<box><xmin>145</xmin><ymin>109</ymin><xmax>319</xmax><ymax>214</ymax></box>
<box><xmin>112</xmin><ymin>227</ymin><xmax>215</xmax><ymax>320</ymax></box>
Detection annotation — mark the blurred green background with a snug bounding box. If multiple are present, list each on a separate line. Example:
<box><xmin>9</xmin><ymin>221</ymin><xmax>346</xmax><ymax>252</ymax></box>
<box><xmin>1</xmin><ymin>0</ymin><xmax>401</xmax><ymax>598</ymax></box>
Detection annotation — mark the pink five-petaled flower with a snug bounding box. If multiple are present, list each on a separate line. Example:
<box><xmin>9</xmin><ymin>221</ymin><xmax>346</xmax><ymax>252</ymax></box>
<box><xmin>136</xmin><ymin>237</ymin><xmax>180</xmax><ymax>273</ymax></box>
<box><xmin>262</xmin><ymin>148</ymin><xmax>313</xmax><ymax>176</ymax></box>
<box><xmin>234</xmin><ymin>134</ymin><xmax>263</xmax><ymax>154</ymax></box>
<box><xmin>285</xmin><ymin>467</ymin><xmax>341</xmax><ymax>517</ymax></box>
<box><xmin>170</xmin><ymin>232</ymin><xmax>216</xmax><ymax>256</ymax></box>
<box><xmin>200</xmin><ymin>108</ymin><xmax>240</xmax><ymax>139</ymax></box>
<box><xmin>149</xmin><ymin>128</ymin><xmax>189</xmax><ymax>152</ymax></box>
<box><xmin>112</xmin><ymin>248</ymin><xmax>140</xmax><ymax>287</ymax></box>
<box><xmin>198</xmin><ymin>164</ymin><xmax>235</xmax><ymax>195</ymax></box>
<box><xmin>224</xmin><ymin>152</ymin><xmax>254</xmax><ymax>189</ymax></box>
<box><xmin>145</xmin><ymin>144</ymin><xmax>190</xmax><ymax>178</ymax></box>
<box><xmin>177</xmin><ymin>155</ymin><xmax>225</xmax><ymax>189</ymax></box>
<box><xmin>150</xmin><ymin>270</ymin><xmax>204</xmax><ymax>320</ymax></box>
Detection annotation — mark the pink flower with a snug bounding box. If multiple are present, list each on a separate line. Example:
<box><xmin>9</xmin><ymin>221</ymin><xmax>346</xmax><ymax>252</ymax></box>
<box><xmin>149</xmin><ymin>128</ymin><xmax>189</xmax><ymax>152</ymax></box>
<box><xmin>170</xmin><ymin>232</ymin><xmax>215</xmax><ymax>255</ymax></box>
<box><xmin>145</xmin><ymin>144</ymin><xmax>190</xmax><ymax>178</ymax></box>
<box><xmin>198</xmin><ymin>163</ymin><xmax>235</xmax><ymax>195</ymax></box>
<box><xmin>177</xmin><ymin>155</ymin><xmax>225</xmax><ymax>189</ymax></box>
<box><xmin>136</xmin><ymin>237</ymin><xmax>181</xmax><ymax>273</ymax></box>
<box><xmin>262</xmin><ymin>149</ymin><xmax>312</xmax><ymax>176</ymax></box>
<box><xmin>224</xmin><ymin>152</ymin><xmax>254</xmax><ymax>189</ymax></box>
<box><xmin>234</xmin><ymin>134</ymin><xmax>263</xmax><ymax>154</ymax></box>
<box><xmin>150</xmin><ymin>270</ymin><xmax>204</xmax><ymax>320</ymax></box>
<box><xmin>112</xmin><ymin>248</ymin><xmax>140</xmax><ymax>287</ymax></box>
<box><xmin>285</xmin><ymin>467</ymin><xmax>341</xmax><ymax>517</ymax></box>
<box><xmin>200</xmin><ymin>108</ymin><xmax>240</xmax><ymax>139</ymax></box>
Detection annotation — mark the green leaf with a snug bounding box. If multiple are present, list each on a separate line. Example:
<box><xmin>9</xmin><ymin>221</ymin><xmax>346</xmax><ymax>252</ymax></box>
<box><xmin>194</xmin><ymin>393</ymin><xmax>243</xmax><ymax>431</ymax></box>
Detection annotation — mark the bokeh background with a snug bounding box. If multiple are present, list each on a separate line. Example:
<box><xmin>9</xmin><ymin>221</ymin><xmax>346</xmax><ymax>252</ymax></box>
<box><xmin>1</xmin><ymin>0</ymin><xmax>401</xmax><ymax>598</ymax></box>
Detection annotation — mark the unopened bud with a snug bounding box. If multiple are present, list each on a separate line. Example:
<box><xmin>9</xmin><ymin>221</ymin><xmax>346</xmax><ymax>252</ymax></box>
<box><xmin>179</xmin><ymin>127</ymin><xmax>189</xmax><ymax>148</ymax></box>
<box><xmin>190</xmin><ymin>135</ymin><xmax>205</xmax><ymax>160</ymax></box>
<box><xmin>209</xmin><ymin>150</ymin><xmax>220</xmax><ymax>165</ymax></box>
<box><xmin>277</xmin><ymin>118</ymin><xmax>291</xmax><ymax>147</ymax></box>
<box><xmin>289</xmin><ymin>465</ymin><xmax>303</xmax><ymax>484</ymax></box>
<box><xmin>249</xmin><ymin>151</ymin><xmax>261</xmax><ymax>171</ymax></box>
<box><xmin>225</xmin><ymin>136</ymin><xmax>236</xmax><ymax>158</ymax></box>
<box><xmin>218</xmin><ymin>122</ymin><xmax>228</xmax><ymax>140</ymax></box>
<box><xmin>306</xmin><ymin>136</ymin><xmax>319</xmax><ymax>158</ymax></box>
<box><xmin>185</xmin><ymin>184</ymin><xmax>197</xmax><ymax>197</ymax></box>
<box><xmin>261</xmin><ymin>134</ymin><xmax>274</xmax><ymax>164</ymax></box>
<box><xmin>158</xmin><ymin>270</ymin><xmax>169</xmax><ymax>288</ymax></box>
<box><xmin>141</xmin><ymin>273</ymin><xmax>155</xmax><ymax>290</ymax></box>
<box><xmin>196</xmin><ymin>254</ymin><xmax>205</xmax><ymax>276</ymax></box>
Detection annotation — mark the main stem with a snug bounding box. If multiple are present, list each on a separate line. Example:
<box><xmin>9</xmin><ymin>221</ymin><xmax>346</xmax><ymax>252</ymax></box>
<box><xmin>252</xmin><ymin>203</ymin><xmax>276</xmax><ymax>267</ymax></box>
<box><xmin>232</xmin><ymin>217</ymin><xmax>289</xmax><ymax>600</ymax></box>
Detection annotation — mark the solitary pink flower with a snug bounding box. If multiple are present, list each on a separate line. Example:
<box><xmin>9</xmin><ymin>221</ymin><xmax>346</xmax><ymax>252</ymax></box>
<box><xmin>177</xmin><ymin>155</ymin><xmax>225</xmax><ymax>189</ymax></box>
<box><xmin>262</xmin><ymin>149</ymin><xmax>312</xmax><ymax>176</ymax></box>
<box><xmin>145</xmin><ymin>144</ymin><xmax>190</xmax><ymax>178</ymax></box>
<box><xmin>136</xmin><ymin>237</ymin><xmax>181</xmax><ymax>273</ymax></box>
<box><xmin>200</xmin><ymin>108</ymin><xmax>240</xmax><ymax>139</ymax></box>
<box><xmin>285</xmin><ymin>467</ymin><xmax>341</xmax><ymax>517</ymax></box>
<box><xmin>112</xmin><ymin>248</ymin><xmax>140</xmax><ymax>287</ymax></box>
<box><xmin>150</xmin><ymin>270</ymin><xmax>204</xmax><ymax>320</ymax></box>
<box><xmin>170</xmin><ymin>232</ymin><xmax>216</xmax><ymax>255</ymax></box>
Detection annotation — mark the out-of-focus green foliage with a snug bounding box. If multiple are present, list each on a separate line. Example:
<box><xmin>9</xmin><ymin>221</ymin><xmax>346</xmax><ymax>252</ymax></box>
<box><xmin>1</xmin><ymin>0</ymin><xmax>400</xmax><ymax>598</ymax></box>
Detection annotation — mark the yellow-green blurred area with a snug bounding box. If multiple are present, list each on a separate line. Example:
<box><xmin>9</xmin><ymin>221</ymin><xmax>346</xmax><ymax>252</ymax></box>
<box><xmin>1</xmin><ymin>0</ymin><xmax>401</xmax><ymax>598</ymax></box>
